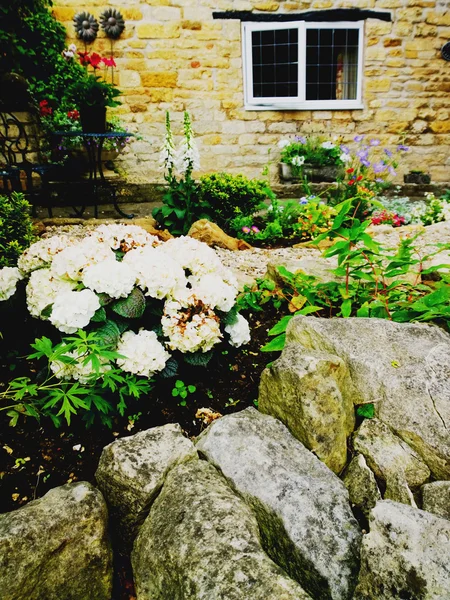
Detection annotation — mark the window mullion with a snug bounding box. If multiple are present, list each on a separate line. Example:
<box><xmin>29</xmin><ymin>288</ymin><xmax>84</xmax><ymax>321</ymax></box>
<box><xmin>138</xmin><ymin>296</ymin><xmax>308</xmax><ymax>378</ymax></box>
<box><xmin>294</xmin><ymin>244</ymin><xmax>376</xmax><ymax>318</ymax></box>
<box><xmin>298</xmin><ymin>23</ymin><xmax>306</xmax><ymax>104</ymax></box>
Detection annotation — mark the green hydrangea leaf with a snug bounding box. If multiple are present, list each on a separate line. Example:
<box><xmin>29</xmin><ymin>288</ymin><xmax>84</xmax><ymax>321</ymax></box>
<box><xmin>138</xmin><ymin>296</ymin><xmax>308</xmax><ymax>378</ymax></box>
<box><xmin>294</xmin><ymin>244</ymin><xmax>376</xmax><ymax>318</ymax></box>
<box><xmin>111</xmin><ymin>288</ymin><xmax>146</xmax><ymax>319</ymax></box>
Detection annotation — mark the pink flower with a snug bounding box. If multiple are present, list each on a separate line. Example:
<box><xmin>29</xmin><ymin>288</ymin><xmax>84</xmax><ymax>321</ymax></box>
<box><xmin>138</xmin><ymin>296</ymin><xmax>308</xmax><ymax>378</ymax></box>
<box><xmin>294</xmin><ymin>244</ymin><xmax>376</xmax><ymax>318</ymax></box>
<box><xmin>102</xmin><ymin>57</ymin><xmax>116</xmax><ymax>68</ymax></box>
<box><xmin>251</xmin><ymin>226</ymin><xmax>260</xmax><ymax>233</ymax></box>
<box><xmin>242</xmin><ymin>226</ymin><xmax>251</xmax><ymax>234</ymax></box>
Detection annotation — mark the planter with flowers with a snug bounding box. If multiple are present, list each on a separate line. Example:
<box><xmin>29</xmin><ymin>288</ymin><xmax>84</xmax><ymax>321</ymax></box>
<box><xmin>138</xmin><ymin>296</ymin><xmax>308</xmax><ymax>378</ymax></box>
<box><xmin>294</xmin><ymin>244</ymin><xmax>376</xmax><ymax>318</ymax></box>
<box><xmin>278</xmin><ymin>135</ymin><xmax>349</xmax><ymax>182</ymax></box>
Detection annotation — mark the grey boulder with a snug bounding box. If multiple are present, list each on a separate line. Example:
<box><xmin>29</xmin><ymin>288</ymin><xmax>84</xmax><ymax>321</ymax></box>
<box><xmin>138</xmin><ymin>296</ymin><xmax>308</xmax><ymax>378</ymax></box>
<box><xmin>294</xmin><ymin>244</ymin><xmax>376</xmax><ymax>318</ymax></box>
<box><xmin>342</xmin><ymin>454</ymin><xmax>381</xmax><ymax>517</ymax></box>
<box><xmin>286</xmin><ymin>316</ymin><xmax>450</xmax><ymax>479</ymax></box>
<box><xmin>196</xmin><ymin>408</ymin><xmax>361</xmax><ymax>600</ymax></box>
<box><xmin>422</xmin><ymin>481</ymin><xmax>450</xmax><ymax>519</ymax></box>
<box><xmin>259</xmin><ymin>342</ymin><xmax>355</xmax><ymax>473</ymax></box>
<box><xmin>132</xmin><ymin>459</ymin><xmax>311</xmax><ymax>600</ymax></box>
<box><xmin>96</xmin><ymin>423</ymin><xmax>197</xmax><ymax>545</ymax></box>
<box><xmin>0</xmin><ymin>482</ymin><xmax>112</xmax><ymax>600</ymax></box>
<box><xmin>354</xmin><ymin>500</ymin><xmax>450</xmax><ymax>599</ymax></box>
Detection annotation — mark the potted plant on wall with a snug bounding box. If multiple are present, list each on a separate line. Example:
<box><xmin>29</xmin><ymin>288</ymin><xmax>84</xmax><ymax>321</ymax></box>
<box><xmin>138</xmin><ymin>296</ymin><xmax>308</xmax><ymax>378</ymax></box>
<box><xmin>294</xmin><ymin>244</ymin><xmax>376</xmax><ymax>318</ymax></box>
<box><xmin>404</xmin><ymin>170</ymin><xmax>431</xmax><ymax>185</ymax></box>
<box><xmin>278</xmin><ymin>135</ymin><xmax>349</xmax><ymax>182</ymax></box>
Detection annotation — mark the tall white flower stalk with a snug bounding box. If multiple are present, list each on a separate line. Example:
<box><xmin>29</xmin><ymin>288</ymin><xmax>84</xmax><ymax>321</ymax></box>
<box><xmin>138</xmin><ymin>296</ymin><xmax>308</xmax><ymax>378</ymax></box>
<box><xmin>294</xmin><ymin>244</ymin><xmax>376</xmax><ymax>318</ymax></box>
<box><xmin>175</xmin><ymin>111</ymin><xmax>200</xmax><ymax>176</ymax></box>
<box><xmin>159</xmin><ymin>111</ymin><xmax>176</xmax><ymax>177</ymax></box>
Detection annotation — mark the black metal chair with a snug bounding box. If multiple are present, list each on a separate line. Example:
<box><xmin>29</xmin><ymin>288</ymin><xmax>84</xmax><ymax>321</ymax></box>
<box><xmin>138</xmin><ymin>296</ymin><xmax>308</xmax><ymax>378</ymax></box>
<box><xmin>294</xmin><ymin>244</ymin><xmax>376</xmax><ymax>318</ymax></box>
<box><xmin>0</xmin><ymin>109</ymin><xmax>56</xmax><ymax>216</ymax></box>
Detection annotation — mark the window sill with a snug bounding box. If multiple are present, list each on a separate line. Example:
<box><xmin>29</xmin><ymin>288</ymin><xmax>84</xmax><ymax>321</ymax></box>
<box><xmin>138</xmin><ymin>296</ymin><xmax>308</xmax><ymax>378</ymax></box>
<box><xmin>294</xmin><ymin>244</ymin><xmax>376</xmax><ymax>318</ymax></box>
<box><xmin>244</xmin><ymin>103</ymin><xmax>365</xmax><ymax>111</ymax></box>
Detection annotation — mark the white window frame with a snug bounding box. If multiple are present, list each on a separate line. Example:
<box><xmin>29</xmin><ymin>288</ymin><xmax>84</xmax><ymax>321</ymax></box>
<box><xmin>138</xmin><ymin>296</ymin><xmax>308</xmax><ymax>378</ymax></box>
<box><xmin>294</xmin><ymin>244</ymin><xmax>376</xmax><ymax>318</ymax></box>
<box><xmin>242</xmin><ymin>20</ymin><xmax>364</xmax><ymax>111</ymax></box>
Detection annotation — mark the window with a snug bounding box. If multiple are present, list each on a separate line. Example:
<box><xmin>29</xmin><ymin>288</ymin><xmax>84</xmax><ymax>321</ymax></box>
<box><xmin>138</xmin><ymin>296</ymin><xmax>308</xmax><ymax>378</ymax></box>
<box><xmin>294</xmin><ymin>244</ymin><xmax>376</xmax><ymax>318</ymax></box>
<box><xmin>242</xmin><ymin>21</ymin><xmax>364</xmax><ymax>110</ymax></box>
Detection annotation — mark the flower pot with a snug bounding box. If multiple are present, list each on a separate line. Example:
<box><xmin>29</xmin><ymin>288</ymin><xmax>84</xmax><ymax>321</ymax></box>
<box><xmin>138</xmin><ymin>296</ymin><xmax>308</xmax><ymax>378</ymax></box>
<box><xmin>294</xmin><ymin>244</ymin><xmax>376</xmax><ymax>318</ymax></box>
<box><xmin>279</xmin><ymin>162</ymin><xmax>342</xmax><ymax>183</ymax></box>
<box><xmin>79</xmin><ymin>105</ymin><xmax>107</xmax><ymax>134</ymax></box>
<box><xmin>404</xmin><ymin>172</ymin><xmax>431</xmax><ymax>184</ymax></box>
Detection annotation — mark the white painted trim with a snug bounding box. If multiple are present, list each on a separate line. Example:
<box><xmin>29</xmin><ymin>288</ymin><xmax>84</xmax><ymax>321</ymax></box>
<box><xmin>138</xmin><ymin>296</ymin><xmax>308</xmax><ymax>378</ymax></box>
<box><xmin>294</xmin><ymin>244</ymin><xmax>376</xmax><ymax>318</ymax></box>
<box><xmin>242</xmin><ymin>20</ymin><xmax>365</xmax><ymax>111</ymax></box>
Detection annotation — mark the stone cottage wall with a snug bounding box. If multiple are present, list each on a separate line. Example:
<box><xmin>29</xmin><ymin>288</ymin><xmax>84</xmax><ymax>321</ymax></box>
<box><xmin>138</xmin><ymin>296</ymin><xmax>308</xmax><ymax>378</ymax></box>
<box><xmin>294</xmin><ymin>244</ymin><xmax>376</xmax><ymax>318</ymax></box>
<box><xmin>52</xmin><ymin>0</ymin><xmax>450</xmax><ymax>184</ymax></box>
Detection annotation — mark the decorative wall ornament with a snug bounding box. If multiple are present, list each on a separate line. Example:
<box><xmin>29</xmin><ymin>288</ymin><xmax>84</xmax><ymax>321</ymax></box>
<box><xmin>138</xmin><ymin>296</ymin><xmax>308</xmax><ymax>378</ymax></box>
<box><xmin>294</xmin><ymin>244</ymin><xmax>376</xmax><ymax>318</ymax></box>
<box><xmin>441</xmin><ymin>42</ymin><xmax>450</xmax><ymax>61</ymax></box>
<box><xmin>100</xmin><ymin>9</ymin><xmax>125</xmax><ymax>39</ymax></box>
<box><xmin>73</xmin><ymin>12</ymin><xmax>99</xmax><ymax>43</ymax></box>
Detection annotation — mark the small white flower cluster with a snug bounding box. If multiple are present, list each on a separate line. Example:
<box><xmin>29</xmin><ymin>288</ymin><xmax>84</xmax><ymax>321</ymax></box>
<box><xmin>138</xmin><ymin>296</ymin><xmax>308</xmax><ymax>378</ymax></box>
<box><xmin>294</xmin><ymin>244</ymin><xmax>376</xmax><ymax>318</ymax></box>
<box><xmin>91</xmin><ymin>224</ymin><xmax>158</xmax><ymax>253</ymax></box>
<box><xmin>117</xmin><ymin>330</ymin><xmax>170</xmax><ymax>377</ymax></box>
<box><xmin>49</xmin><ymin>289</ymin><xmax>100</xmax><ymax>334</ymax></box>
<box><xmin>321</xmin><ymin>141</ymin><xmax>336</xmax><ymax>150</ymax></box>
<box><xmin>0</xmin><ymin>267</ymin><xmax>23</xmax><ymax>301</ymax></box>
<box><xmin>3</xmin><ymin>225</ymin><xmax>251</xmax><ymax>381</ymax></box>
<box><xmin>18</xmin><ymin>235</ymin><xmax>76</xmax><ymax>274</ymax></box>
<box><xmin>82</xmin><ymin>260</ymin><xmax>136</xmax><ymax>299</ymax></box>
<box><xmin>291</xmin><ymin>155</ymin><xmax>305</xmax><ymax>167</ymax></box>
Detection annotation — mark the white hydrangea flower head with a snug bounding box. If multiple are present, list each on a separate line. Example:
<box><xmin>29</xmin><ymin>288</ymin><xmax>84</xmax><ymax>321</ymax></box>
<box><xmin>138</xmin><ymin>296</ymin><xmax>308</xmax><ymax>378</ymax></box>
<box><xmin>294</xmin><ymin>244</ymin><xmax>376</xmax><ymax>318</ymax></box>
<box><xmin>17</xmin><ymin>235</ymin><xmax>76</xmax><ymax>274</ymax></box>
<box><xmin>91</xmin><ymin>224</ymin><xmax>159</xmax><ymax>253</ymax></box>
<box><xmin>116</xmin><ymin>329</ymin><xmax>170</xmax><ymax>377</ymax></box>
<box><xmin>82</xmin><ymin>260</ymin><xmax>136</xmax><ymax>299</ymax></box>
<box><xmin>123</xmin><ymin>245</ymin><xmax>187</xmax><ymax>299</ymax></box>
<box><xmin>162</xmin><ymin>236</ymin><xmax>223</xmax><ymax>277</ymax></box>
<box><xmin>51</xmin><ymin>237</ymin><xmax>115</xmax><ymax>281</ymax></box>
<box><xmin>49</xmin><ymin>289</ymin><xmax>100</xmax><ymax>334</ymax></box>
<box><xmin>50</xmin><ymin>347</ymin><xmax>111</xmax><ymax>383</ymax></box>
<box><xmin>0</xmin><ymin>267</ymin><xmax>23</xmax><ymax>301</ymax></box>
<box><xmin>26</xmin><ymin>268</ymin><xmax>77</xmax><ymax>318</ymax></box>
<box><xmin>291</xmin><ymin>155</ymin><xmax>305</xmax><ymax>167</ymax></box>
<box><xmin>162</xmin><ymin>296</ymin><xmax>222</xmax><ymax>353</ymax></box>
<box><xmin>321</xmin><ymin>141</ymin><xmax>336</xmax><ymax>149</ymax></box>
<box><xmin>225</xmin><ymin>314</ymin><xmax>251</xmax><ymax>348</ymax></box>
<box><xmin>188</xmin><ymin>273</ymin><xmax>238</xmax><ymax>313</ymax></box>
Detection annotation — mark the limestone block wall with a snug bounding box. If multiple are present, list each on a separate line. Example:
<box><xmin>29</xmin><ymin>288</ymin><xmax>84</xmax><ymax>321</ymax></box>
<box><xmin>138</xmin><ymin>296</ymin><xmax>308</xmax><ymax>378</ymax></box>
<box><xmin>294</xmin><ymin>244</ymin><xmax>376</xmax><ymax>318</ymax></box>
<box><xmin>52</xmin><ymin>0</ymin><xmax>450</xmax><ymax>183</ymax></box>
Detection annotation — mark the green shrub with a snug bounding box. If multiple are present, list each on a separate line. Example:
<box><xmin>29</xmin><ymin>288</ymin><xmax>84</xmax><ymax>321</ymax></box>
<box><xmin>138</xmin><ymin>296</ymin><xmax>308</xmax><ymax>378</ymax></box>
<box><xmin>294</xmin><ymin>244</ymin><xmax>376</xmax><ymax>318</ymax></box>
<box><xmin>199</xmin><ymin>173</ymin><xmax>269</xmax><ymax>228</ymax></box>
<box><xmin>0</xmin><ymin>192</ymin><xmax>35</xmax><ymax>268</ymax></box>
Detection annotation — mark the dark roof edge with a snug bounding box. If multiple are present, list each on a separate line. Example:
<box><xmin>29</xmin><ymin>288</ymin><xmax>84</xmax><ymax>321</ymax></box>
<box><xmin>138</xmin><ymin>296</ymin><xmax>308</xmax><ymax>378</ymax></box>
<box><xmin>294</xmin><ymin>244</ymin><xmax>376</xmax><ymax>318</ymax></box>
<box><xmin>212</xmin><ymin>8</ymin><xmax>392</xmax><ymax>22</ymax></box>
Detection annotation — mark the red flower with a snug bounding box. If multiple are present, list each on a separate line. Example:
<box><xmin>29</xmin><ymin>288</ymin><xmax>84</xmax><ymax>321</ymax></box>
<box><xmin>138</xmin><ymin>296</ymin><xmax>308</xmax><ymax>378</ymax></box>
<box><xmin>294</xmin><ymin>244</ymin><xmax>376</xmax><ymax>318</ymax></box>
<box><xmin>356</xmin><ymin>175</ymin><xmax>363</xmax><ymax>181</ymax></box>
<box><xmin>348</xmin><ymin>179</ymin><xmax>355</xmax><ymax>186</ymax></box>
<box><xmin>78</xmin><ymin>51</ymin><xmax>90</xmax><ymax>66</ymax></box>
<box><xmin>89</xmin><ymin>52</ymin><xmax>102</xmax><ymax>68</ymax></box>
<box><xmin>346</xmin><ymin>168</ymin><xmax>354</xmax><ymax>174</ymax></box>
<box><xmin>102</xmin><ymin>56</ymin><xmax>116</xmax><ymax>68</ymax></box>
<box><xmin>39</xmin><ymin>100</ymin><xmax>52</xmax><ymax>116</ymax></box>
<box><xmin>67</xmin><ymin>109</ymin><xmax>80</xmax><ymax>120</ymax></box>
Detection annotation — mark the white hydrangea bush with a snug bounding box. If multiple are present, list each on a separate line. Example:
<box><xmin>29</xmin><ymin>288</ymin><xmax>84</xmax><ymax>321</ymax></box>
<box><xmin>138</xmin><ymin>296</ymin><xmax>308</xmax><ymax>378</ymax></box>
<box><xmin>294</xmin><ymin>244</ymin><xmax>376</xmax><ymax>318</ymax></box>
<box><xmin>0</xmin><ymin>224</ymin><xmax>251</xmax><ymax>383</ymax></box>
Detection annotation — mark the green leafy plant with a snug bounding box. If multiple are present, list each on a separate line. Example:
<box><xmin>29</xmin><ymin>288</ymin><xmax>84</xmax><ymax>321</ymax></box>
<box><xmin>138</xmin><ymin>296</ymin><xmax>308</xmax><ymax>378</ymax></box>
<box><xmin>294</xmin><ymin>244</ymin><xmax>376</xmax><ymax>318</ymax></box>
<box><xmin>171</xmin><ymin>379</ymin><xmax>196</xmax><ymax>406</ymax></box>
<box><xmin>279</xmin><ymin>135</ymin><xmax>344</xmax><ymax>170</ymax></box>
<box><xmin>198</xmin><ymin>172</ymin><xmax>269</xmax><ymax>229</ymax></box>
<box><xmin>0</xmin><ymin>192</ymin><xmax>35</xmax><ymax>268</ymax></box>
<box><xmin>65</xmin><ymin>73</ymin><xmax>120</xmax><ymax>109</ymax></box>
<box><xmin>0</xmin><ymin>330</ymin><xmax>152</xmax><ymax>428</ymax></box>
<box><xmin>238</xmin><ymin>193</ymin><xmax>450</xmax><ymax>354</ymax></box>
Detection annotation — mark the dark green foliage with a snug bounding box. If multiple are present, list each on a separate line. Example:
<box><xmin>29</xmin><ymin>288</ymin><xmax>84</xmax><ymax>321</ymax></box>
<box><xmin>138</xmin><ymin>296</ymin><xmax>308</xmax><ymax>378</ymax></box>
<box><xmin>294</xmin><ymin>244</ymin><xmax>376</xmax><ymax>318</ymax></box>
<box><xmin>0</xmin><ymin>192</ymin><xmax>35</xmax><ymax>268</ymax></box>
<box><xmin>198</xmin><ymin>172</ymin><xmax>269</xmax><ymax>228</ymax></box>
<box><xmin>0</xmin><ymin>1</ymin><xmax>86</xmax><ymax>105</ymax></box>
<box><xmin>111</xmin><ymin>288</ymin><xmax>146</xmax><ymax>319</ymax></box>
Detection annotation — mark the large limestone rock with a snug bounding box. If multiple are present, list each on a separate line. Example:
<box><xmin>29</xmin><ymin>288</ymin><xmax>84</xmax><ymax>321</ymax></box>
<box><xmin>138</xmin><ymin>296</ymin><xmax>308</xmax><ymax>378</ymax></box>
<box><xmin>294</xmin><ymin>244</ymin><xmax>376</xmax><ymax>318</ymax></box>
<box><xmin>285</xmin><ymin>316</ymin><xmax>450</xmax><ymax>479</ymax></box>
<box><xmin>422</xmin><ymin>481</ymin><xmax>450</xmax><ymax>519</ymax></box>
<box><xmin>259</xmin><ymin>342</ymin><xmax>355</xmax><ymax>472</ymax></box>
<box><xmin>0</xmin><ymin>482</ymin><xmax>112</xmax><ymax>600</ymax></box>
<box><xmin>96</xmin><ymin>423</ymin><xmax>197</xmax><ymax>545</ymax></box>
<box><xmin>188</xmin><ymin>219</ymin><xmax>252</xmax><ymax>250</ymax></box>
<box><xmin>353</xmin><ymin>419</ymin><xmax>430</xmax><ymax>491</ymax></box>
<box><xmin>266</xmin><ymin>255</ymin><xmax>339</xmax><ymax>286</ymax></box>
<box><xmin>132</xmin><ymin>459</ymin><xmax>311</xmax><ymax>600</ymax></box>
<box><xmin>342</xmin><ymin>454</ymin><xmax>381</xmax><ymax>517</ymax></box>
<box><xmin>354</xmin><ymin>500</ymin><xmax>450</xmax><ymax>599</ymax></box>
<box><xmin>196</xmin><ymin>408</ymin><xmax>361</xmax><ymax>600</ymax></box>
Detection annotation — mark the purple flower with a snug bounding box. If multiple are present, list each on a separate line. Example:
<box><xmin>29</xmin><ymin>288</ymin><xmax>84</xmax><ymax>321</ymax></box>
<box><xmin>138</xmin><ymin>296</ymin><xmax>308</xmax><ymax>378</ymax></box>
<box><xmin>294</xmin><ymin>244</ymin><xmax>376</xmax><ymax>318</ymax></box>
<box><xmin>299</xmin><ymin>197</ymin><xmax>308</xmax><ymax>204</ymax></box>
<box><xmin>388</xmin><ymin>166</ymin><xmax>397</xmax><ymax>176</ymax></box>
<box><xmin>375</xmin><ymin>178</ymin><xmax>384</xmax><ymax>183</ymax></box>
<box><xmin>340</xmin><ymin>145</ymin><xmax>350</xmax><ymax>154</ymax></box>
<box><xmin>251</xmin><ymin>225</ymin><xmax>260</xmax><ymax>233</ymax></box>
<box><xmin>384</xmin><ymin>149</ymin><xmax>393</xmax><ymax>158</ymax></box>
<box><xmin>369</xmin><ymin>139</ymin><xmax>381</xmax><ymax>146</ymax></box>
<box><xmin>295</xmin><ymin>135</ymin><xmax>306</xmax><ymax>144</ymax></box>
<box><xmin>397</xmin><ymin>144</ymin><xmax>409</xmax><ymax>152</ymax></box>
<box><xmin>373</xmin><ymin>162</ymin><xmax>386</xmax><ymax>174</ymax></box>
<box><xmin>361</xmin><ymin>160</ymin><xmax>371</xmax><ymax>167</ymax></box>
<box><xmin>356</xmin><ymin>149</ymin><xmax>369</xmax><ymax>160</ymax></box>
<box><xmin>242</xmin><ymin>226</ymin><xmax>251</xmax><ymax>234</ymax></box>
<box><xmin>354</xmin><ymin>135</ymin><xmax>364</xmax><ymax>142</ymax></box>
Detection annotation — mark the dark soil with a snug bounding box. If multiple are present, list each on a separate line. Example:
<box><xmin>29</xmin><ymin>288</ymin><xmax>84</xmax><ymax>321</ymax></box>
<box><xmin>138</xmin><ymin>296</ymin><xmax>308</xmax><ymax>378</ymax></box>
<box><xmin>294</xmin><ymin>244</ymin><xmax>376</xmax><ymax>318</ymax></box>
<box><xmin>0</xmin><ymin>298</ymin><xmax>280</xmax><ymax>599</ymax></box>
